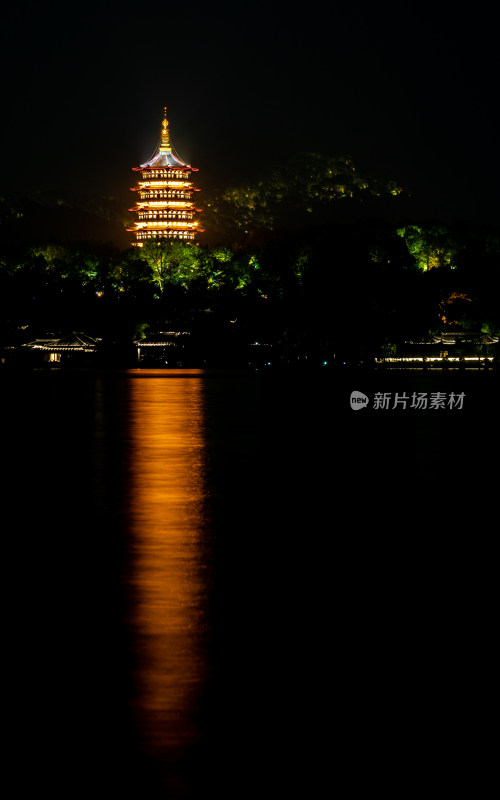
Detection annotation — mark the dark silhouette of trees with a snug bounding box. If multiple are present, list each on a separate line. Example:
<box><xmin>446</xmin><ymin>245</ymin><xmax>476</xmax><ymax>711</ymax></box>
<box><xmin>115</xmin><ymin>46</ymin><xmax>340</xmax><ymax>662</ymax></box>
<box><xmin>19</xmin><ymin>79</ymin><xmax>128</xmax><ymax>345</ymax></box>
<box><xmin>1</xmin><ymin>179</ymin><xmax>499</xmax><ymax>365</ymax></box>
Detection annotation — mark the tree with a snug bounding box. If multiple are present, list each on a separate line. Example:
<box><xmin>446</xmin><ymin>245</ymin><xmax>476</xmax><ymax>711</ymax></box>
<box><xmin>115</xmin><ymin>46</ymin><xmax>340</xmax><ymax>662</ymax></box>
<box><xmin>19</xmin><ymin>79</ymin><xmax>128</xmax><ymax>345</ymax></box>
<box><xmin>396</xmin><ymin>225</ymin><xmax>459</xmax><ymax>270</ymax></box>
<box><xmin>140</xmin><ymin>240</ymin><xmax>203</xmax><ymax>290</ymax></box>
<box><xmin>203</xmin><ymin>152</ymin><xmax>406</xmax><ymax>240</ymax></box>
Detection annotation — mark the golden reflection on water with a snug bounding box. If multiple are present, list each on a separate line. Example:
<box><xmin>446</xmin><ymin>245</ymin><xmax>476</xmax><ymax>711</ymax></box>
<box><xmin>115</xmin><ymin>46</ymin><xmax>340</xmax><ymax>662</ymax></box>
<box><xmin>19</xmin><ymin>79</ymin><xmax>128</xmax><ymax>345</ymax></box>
<box><xmin>127</xmin><ymin>370</ymin><xmax>208</xmax><ymax>764</ymax></box>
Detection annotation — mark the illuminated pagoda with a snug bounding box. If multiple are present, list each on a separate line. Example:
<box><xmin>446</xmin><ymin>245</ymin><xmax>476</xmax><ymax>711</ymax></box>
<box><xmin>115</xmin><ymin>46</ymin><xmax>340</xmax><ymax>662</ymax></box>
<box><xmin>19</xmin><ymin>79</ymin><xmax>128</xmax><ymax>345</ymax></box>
<box><xmin>128</xmin><ymin>107</ymin><xmax>202</xmax><ymax>245</ymax></box>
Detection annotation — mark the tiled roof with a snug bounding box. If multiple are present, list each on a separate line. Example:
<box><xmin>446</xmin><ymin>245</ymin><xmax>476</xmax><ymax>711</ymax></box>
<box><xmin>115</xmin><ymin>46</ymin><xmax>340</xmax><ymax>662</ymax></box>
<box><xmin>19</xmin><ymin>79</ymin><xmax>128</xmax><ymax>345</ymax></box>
<box><xmin>141</xmin><ymin>148</ymin><xmax>190</xmax><ymax>169</ymax></box>
<box><xmin>22</xmin><ymin>333</ymin><xmax>101</xmax><ymax>351</ymax></box>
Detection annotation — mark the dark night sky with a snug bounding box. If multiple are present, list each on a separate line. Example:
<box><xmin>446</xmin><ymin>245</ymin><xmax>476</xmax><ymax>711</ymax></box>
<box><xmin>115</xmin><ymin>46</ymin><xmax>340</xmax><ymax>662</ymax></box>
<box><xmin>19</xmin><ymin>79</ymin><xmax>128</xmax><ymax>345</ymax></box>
<box><xmin>1</xmin><ymin>0</ymin><xmax>498</xmax><ymax>227</ymax></box>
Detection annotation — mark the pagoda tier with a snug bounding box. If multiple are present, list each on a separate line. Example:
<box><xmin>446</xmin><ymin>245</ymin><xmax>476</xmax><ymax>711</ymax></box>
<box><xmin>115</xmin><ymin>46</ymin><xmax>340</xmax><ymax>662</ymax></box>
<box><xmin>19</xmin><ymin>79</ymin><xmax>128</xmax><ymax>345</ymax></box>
<box><xmin>127</xmin><ymin>108</ymin><xmax>203</xmax><ymax>244</ymax></box>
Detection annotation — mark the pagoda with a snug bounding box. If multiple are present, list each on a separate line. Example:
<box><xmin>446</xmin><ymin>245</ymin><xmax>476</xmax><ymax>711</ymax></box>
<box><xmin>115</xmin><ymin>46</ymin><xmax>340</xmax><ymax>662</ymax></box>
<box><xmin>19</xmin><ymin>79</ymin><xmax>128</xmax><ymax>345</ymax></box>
<box><xmin>128</xmin><ymin>107</ymin><xmax>202</xmax><ymax>245</ymax></box>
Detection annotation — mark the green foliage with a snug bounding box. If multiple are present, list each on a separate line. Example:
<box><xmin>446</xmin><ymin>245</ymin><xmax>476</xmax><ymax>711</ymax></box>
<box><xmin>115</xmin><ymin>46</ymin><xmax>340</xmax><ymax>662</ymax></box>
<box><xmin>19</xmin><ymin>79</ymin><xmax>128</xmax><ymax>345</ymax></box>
<box><xmin>204</xmin><ymin>152</ymin><xmax>406</xmax><ymax>237</ymax></box>
<box><xmin>139</xmin><ymin>240</ymin><xmax>203</xmax><ymax>290</ymax></box>
<box><xmin>396</xmin><ymin>225</ymin><xmax>460</xmax><ymax>270</ymax></box>
<box><xmin>1</xmin><ymin>219</ymin><xmax>499</xmax><ymax>364</ymax></box>
<box><xmin>293</xmin><ymin>247</ymin><xmax>311</xmax><ymax>284</ymax></box>
<box><xmin>211</xmin><ymin>246</ymin><xmax>233</xmax><ymax>263</ymax></box>
<box><xmin>28</xmin><ymin>243</ymin><xmax>102</xmax><ymax>281</ymax></box>
<box><xmin>381</xmin><ymin>342</ymin><xmax>397</xmax><ymax>357</ymax></box>
<box><xmin>0</xmin><ymin>196</ymin><xmax>23</xmax><ymax>225</ymax></box>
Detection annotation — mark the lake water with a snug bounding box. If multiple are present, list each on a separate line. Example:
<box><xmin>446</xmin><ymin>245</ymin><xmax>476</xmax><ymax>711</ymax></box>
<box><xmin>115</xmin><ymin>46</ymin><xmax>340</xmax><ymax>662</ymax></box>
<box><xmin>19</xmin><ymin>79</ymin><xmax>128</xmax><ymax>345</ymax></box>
<box><xmin>1</xmin><ymin>366</ymin><xmax>498</xmax><ymax>796</ymax></box>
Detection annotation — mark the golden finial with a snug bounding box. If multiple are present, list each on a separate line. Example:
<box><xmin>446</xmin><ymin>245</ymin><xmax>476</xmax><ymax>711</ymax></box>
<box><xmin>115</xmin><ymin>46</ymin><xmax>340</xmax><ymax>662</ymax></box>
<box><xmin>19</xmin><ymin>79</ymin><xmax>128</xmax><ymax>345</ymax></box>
<box><xmin>160</xmin><ymin>106</ymin><xmax>170</xmax><ymax>150</ymax></box>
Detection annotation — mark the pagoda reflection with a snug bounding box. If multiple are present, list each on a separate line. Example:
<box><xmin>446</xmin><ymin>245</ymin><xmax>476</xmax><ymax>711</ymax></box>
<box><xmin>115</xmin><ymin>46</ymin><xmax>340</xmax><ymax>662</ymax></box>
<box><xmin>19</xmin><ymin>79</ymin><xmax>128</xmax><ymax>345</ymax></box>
<box><xmin>125</xmin><ymin>371</ymin><xmax>209</xmax><ymax>774</ymax></box>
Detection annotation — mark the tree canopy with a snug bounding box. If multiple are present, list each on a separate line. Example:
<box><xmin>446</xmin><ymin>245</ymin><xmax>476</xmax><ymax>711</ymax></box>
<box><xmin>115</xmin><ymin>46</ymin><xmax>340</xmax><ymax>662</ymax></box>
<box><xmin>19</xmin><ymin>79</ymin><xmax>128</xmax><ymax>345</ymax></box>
<box><xmin>202</xmin><ymin>152</ymin><xmax>406</xmax><ymax>240</ymax></box>
<box><xmin>1</xmin><ymin>154</ymin><xmax>499</xmax><ymax>366</ymax></box>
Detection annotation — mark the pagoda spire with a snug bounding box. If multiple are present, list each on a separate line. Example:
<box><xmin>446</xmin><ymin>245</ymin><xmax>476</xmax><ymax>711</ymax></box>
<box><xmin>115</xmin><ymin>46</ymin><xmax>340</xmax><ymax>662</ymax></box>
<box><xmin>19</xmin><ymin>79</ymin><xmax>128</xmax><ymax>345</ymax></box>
<box><xmin>160</xmin><ymin>106</ymin><xmax>171</xmax><ymax>152</ymax></box>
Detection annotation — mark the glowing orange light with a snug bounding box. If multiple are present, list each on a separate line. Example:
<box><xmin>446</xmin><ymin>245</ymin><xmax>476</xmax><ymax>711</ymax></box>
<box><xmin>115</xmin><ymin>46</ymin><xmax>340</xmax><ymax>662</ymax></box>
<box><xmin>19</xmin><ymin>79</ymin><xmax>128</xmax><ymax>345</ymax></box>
<box><xmin>127</xmin><ymin>373</ymin><xmax>209</xmax><ymax>758</ymax></box>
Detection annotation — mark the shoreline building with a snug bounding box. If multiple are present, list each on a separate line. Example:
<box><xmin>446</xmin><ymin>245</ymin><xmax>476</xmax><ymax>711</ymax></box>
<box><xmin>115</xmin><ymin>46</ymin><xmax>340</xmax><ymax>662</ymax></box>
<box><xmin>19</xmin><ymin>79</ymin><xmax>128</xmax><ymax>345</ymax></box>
<box><xmin>128</xmin><ymin>108</ymin><xmax>202</xmax><ymax>245</ymax></box>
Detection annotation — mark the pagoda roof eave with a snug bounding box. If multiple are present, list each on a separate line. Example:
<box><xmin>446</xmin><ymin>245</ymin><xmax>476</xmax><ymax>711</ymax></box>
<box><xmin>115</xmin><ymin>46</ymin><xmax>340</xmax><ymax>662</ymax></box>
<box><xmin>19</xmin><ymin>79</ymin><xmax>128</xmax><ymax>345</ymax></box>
<box><xmin>137</xmin><ymin>148</ymin><xmax>193</xmax><ymax>169</ymax></box>
<box><xmin>132</xmin><ymin>164</ymin><xmax>194</xmax><ymax>172</ymax></box>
